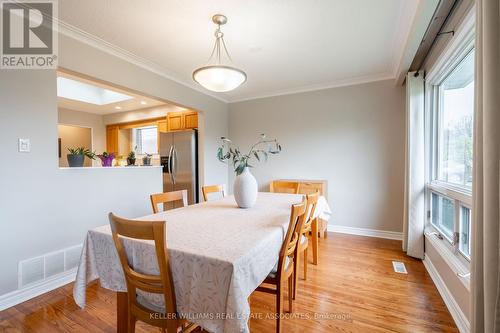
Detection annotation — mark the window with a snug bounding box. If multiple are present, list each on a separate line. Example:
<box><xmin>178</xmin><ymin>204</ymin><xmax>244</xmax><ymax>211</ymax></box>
<box><xmin>437</xmin><ymin>50</ymin><xmax>474</xmax><ymax>188</ymax></box>
<box><xmin>133</xmin><ymin>126</ymin><xmax>158</xmax><ymax>155</ymax></box>
<box><xmin>431</xmin><ymin>192</ymin><xmax>455</xmax><ymax>240</ymax></box>
<box><xmin>459</xmin><ymin>206</ymin><xmax>471</xmax><ymax>257</ymax></box>
<box><xmin>428</xmin><ymin>47</ymin><xmax>474</xmax><ymax>260</ymax></box>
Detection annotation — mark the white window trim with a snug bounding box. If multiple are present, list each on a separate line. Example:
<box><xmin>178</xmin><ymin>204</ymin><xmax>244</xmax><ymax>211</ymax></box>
<box><xmin>426</xmin><ymin>9</ymin><xmax>475</xmax><ymax>84</ymax></box>
<box><xmin>424</xmin><ymin>8</ymin><xmax>475</xmax><ymax>267</ymax></box>
<box><xmin>424</xmin><ymin>230</ymin><xmax>470</xmax><ymax>290</ymax></box>
<box><xmin>132</xmin><ymin>125</ymin><xmax>159</xmax><ymax>156</ymax></box>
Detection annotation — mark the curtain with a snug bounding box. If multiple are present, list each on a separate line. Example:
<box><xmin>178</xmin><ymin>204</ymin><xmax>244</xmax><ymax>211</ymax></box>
<box><xmin>402</xmin><ymin>71</ymin><xmax>425</xmax><ymax>259</ymax></box>
<box><xmin>471</xmin><ymin>0</ymin><xmax>500</xmax><ymax>332</ymax></box>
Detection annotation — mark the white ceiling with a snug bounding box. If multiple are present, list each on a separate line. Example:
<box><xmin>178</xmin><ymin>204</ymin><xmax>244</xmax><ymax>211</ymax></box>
<box><xmin>57</xmin><ymin>72</ymin><xmax>168</xmax><ymax>114</ymax></box>
<box><xmin>58</xmin><ymin>0</ymin><xmax>422</xmax><ymax>102</ymax></box>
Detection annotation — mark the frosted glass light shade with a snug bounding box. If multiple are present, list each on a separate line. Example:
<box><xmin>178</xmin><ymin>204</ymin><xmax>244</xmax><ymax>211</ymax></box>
<box><xmin>193</xmin><ymin>65</ymin><xmax>247</xmax><ymax>92</ymax></box>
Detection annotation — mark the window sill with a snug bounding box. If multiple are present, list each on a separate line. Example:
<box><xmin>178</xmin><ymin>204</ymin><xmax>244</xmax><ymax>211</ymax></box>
<box><xmin>424</xmin><ymin>229</ymin><xmax>470</xmax><ymax>291</ymax></box>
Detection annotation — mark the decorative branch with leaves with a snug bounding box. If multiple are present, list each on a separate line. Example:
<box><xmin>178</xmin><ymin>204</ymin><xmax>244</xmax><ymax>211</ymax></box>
<box><xmin>217</xmin><ymin>134</ymin><xmax>282</xmax><ymax>175</ymax></box>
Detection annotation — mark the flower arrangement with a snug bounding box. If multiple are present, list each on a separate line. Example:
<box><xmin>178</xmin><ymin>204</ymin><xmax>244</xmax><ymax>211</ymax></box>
<box><xmin>217</xmin><ymin>134</ymin><xmax>281</xmax><ymax>175</ymax></box>
<box><xmin>97</xmin><ymin>151</ymin><xmax>115</xmax><ymax>167</ymax></box>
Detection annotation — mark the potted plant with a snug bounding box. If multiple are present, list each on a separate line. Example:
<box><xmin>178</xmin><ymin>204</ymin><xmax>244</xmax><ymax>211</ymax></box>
<box><xmin>217</xmin><ymin>134</ymin><xmax>281</xmax><ymax>208</ymax></box>
<box><xmin>142</xmin><ymin>153</ymin><xmax>152</xmax><ymax>166</ymax></box>
<box><xmin>97</xmin><ymin>152</ymin><xmax>115</xmax><ymax>167</ymax></box>
<box><xmin>127</xmin><ymin>148</ymin><xmax>136</xmax><ymax>166</ymax></box>
<box><xmin>67</xmin><ymin>147</ymin><xmax>95</xmax><ymax>167</ymax></box>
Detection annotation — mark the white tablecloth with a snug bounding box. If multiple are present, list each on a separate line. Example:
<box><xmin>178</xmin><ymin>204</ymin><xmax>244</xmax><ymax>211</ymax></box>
<box><xmin>73</xmin><ymin>192</ymin><xmax>331</xmax><ymax>333</ymax></box>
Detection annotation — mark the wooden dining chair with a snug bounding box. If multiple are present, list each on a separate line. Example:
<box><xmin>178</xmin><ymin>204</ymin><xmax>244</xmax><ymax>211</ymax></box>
<box><xmin>293</xmin><ymin>191</ymin><xmax>319</xmax><ymax>300</ymax></box>
<box><xmin>150</xmin><ymin>190</ymin><xmax>188</xmax><ymax>213</ymax></box>
<box><xmin>255</xmin><ymin>199</ymin><xmax>307</xmax><ymax>333</ymax></box>
<box><xmin>270</xmin><ymin>181</ymin><xmax>299</xmax><ymax>194</ymax></box>
<box><xmin>201</xmin><ymin>184</ymin><xmax>226</xmax><ymax>202</ymax></box>
<box><xmin>108</xmin><ymin>213</ymin><xmax>200</xmax><ymax>333</ymax></box>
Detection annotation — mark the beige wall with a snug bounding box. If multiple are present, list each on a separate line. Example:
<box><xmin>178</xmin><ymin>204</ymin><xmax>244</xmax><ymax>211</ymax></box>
<box><xmin>0</xmin><ymin>69</ymin><xmax>163</xmax><ymax>296</ymax></box>
<box><xmin>228</xmin><ymin>79</ymin><xmax>405</xmax><ymax>233</ymax></box>
<box><xmin>58</xmin><ymin>108</ymin><xmax>106</xmax><ymax>167</ymax></box>
<box><xmin>58</xmin><ymin>124</ymin><xmax>92</xmax><ymax>167</ymax></box>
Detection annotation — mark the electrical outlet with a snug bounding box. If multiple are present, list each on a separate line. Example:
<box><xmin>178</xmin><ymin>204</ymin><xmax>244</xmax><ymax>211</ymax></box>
<box><xmin>18</xmin><ymin>138</ymin><xmax>30</xmax><ymax>152</ymax></box>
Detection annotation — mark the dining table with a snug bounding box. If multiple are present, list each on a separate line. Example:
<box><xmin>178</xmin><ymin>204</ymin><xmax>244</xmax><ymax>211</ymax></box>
<box><xmin>73</xmin><ymin>192</ymin><xmax>331</xmax><ymax>333</ymax></box>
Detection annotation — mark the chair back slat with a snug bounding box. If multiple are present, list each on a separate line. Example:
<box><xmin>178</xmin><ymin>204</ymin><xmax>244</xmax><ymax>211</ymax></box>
<box><xmin>301</xmin><ymin>191</ymin><xmax>320</xmax><ymax>234</ymax></box>
<box><xmin>270</xmin><ymin>181</ymin><xmax>300</xmax><ymax>194</ymax></box>
<box><xmin>109</xmin><ymin>213</ymin><xmax>178</xmax><ymax>323</ymax></box>
<box><xmin>277</xmin><ymin>200</ymin><xmax>307</xmax><ymax>275</ymax></box>
<box><xmin>202</xmin><ymin>184</ymin><xmax>226</xmax><ymax>201</ymax></box>
<box><xmin>150</xmin><ymin>190</ymin><xmax>188</xmax><ymax>213</ymax></box>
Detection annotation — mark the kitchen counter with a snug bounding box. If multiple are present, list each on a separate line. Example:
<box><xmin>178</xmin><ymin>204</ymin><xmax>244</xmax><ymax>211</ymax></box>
<box><xmin>59</xmin><ymin>166</ymin><xmax>162</xmax><ymax>170</ymax></box>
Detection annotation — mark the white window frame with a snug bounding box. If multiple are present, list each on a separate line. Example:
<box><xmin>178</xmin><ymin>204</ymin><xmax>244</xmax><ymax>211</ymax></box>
<box><xmin>424</xmin><ymin>11</ymin><xmax>475</xmax><ymax>266</ymax></box>
<box><xmin>132</xmin><ymin>125</ymin><xmax>158</xmax><ymax>156</ymax></box>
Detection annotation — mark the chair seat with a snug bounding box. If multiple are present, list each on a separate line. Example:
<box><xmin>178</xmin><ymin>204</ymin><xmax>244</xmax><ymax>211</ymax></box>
<box><xmin>268</xmin><ymin>256</ymin><xmax>291</xmax><ymax>278</ymax></box>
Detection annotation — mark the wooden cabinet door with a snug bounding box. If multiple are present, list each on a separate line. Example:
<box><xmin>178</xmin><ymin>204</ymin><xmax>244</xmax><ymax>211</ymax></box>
<box><xmin>167</xmin><ymin>112</ymin><xmax>184</xmax><ymax>131</ymax></box>
<box><xmin>157</xmin><ymin>119</ymin><xmax>167</xmax><ymax>154</ymax></box>
<box><xmin>157</xmin><ymin>120</ymin><xmax>167</xmax><ymax>133</ymax></box>
<box><xmin>184</xmin><ymin>112</ymin><xmax>198</xmax><ymax>129</ymax></box>
<box><xmin>106</xmin><ymin>125</ymin><xmax>119</xmax><ymax>154</ymax></box>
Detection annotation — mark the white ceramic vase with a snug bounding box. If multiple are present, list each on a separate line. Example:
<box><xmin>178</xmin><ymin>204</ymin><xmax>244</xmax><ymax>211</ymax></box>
<box><xmin>233</xmin><ymin>167</ymin><xmax>258</xmax><ymax>208</ymax></box>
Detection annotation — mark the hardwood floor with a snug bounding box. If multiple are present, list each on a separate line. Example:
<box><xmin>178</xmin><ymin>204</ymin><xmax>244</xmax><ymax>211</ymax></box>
<box><xmin>0</xmin><ymin>233</ymin><xmax>458</xmax><ymax>333</ymax></box>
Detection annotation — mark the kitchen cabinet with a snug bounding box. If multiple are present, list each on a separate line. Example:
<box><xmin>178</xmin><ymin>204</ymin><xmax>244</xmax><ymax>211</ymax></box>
<box><xmin>167</xmin><ymin>111</ymin><xmax>198</xmax><ymax>131</ymax></box>
<box><xmin>106</xmin><ymin>125</ymin><xmax>119</xmax><ymax>154</ymax></box>
<box><xmin>157</xmin><ymin>119</ymin><xmax>167</xmax><ymax>133</ymax></box>
<box><xmin>157</xmin><ymin>120</ymin><xmax>167</xmax><ymax>153</ymax></box>
<box><xmin>105</xmin><ymin>112</ymin><xmax>198</xmax><ymax>158</ymax></box>
<box><xmin>167</xmin><ymin>112</ymin><xmax>183</xmax><ymax>131</ymax></box>
<box><xmin>184</xmin><ymin>111</ymin><xmax>198</xmax><ymax>129</ymax></box>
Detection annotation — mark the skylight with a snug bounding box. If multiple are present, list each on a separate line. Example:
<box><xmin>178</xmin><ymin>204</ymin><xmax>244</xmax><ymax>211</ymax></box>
<box><xmin>57</xmin><ymin>77</ymin><xmax>133</xmax><ymax>105</ymax></box>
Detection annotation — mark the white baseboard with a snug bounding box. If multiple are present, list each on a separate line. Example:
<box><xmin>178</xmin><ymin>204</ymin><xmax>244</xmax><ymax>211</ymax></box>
<box><xmin>327</xmin><ymin>225</ymin><xmax>403</xmax><ymax>240</ymax></box>
<box><xmin>0</xmin><ymin>268</ymin><xmax>77</xmax><ymax>311</ymax></box>
<box><xmin>423</xmin><ymin>255</ymin><xmax>470</xmax><ymax>333</ymax></box>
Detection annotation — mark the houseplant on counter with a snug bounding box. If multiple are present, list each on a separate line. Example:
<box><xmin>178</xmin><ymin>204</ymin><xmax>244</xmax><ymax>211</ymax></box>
<box><xmin>67</xmin><ymin>147</ymin><xmax>95</xmax><ymax>167</ymax></box>
<box><xmin>142</xmin><ymin>153</ymin><xmax>152</xmax><ymax>166</ymax></box>
<box><xmin>217</xmin><ymin>134</ymin><xmax>281</xmax><ymax>208</ymax></box>
<box><xmin>97</xmin><ymin>152</ymin><xmax>115</xmax><ymax>167</ymax></box>
<box><xmin>127</xmin><ymin>148</ymin><xmax>136</xmax><ymax>166</ymax></box>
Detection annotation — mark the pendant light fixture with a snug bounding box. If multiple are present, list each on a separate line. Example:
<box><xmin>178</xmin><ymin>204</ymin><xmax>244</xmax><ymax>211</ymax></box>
<box><xmin>193</xmin><ymin>14</ymin><xmax>247</xmax><ymax>92</ymax></box>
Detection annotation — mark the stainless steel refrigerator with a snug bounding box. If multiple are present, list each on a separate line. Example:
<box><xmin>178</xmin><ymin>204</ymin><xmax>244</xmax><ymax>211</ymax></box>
<box><xmin>159</xmin><ymin>129</ymin><xmax>198</xmax><ymax>208</ymax></box>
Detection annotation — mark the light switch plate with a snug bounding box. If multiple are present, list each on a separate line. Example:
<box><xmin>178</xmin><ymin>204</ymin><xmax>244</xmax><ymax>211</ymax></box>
<box><xmin>19</xmin><ymin>138</ymin><xmax>30</xmax><ymax>152</ymax></box>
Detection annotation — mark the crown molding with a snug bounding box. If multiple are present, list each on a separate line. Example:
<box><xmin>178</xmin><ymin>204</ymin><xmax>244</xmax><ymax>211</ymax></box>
<box><xmin>56</xmin><ymin>20</ymin><xmax>229</xmax><ymax>104</ymax></box>
<box><xmin>227</xmin><ymin>73</ymin><xmax>395</xmax><ymax>103</ymax></box>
